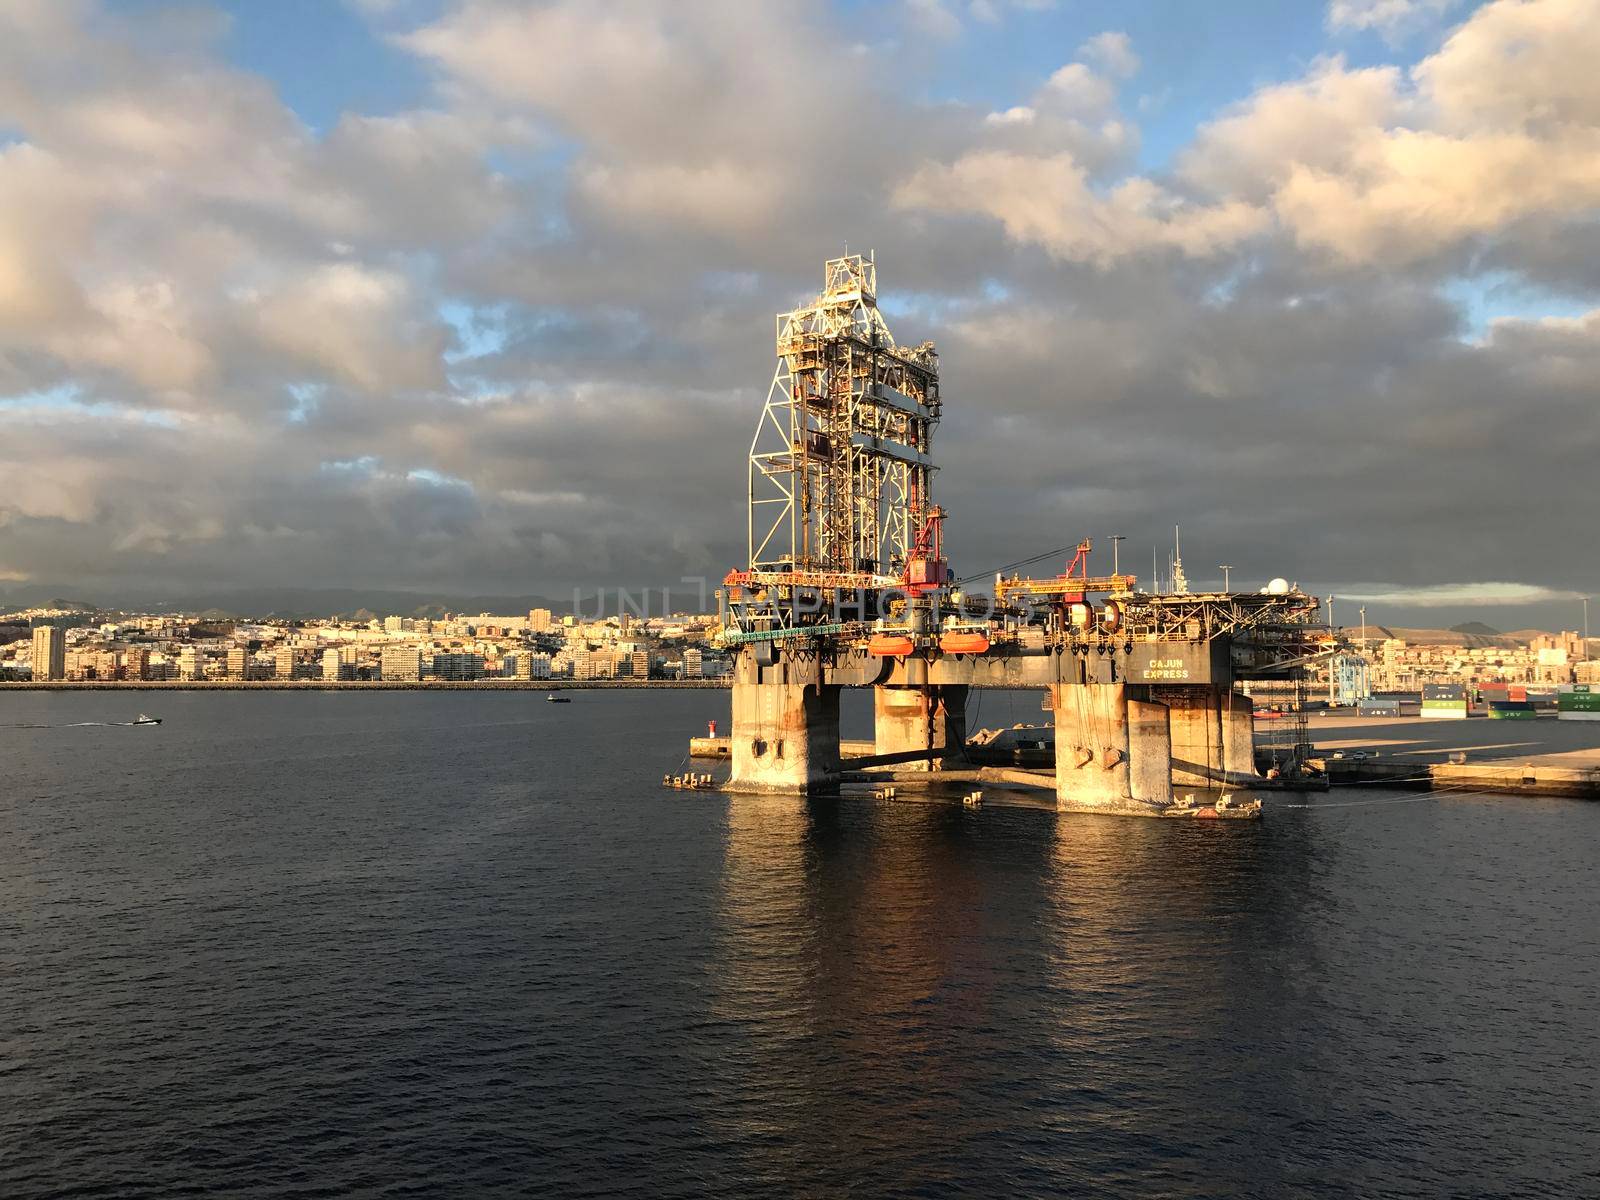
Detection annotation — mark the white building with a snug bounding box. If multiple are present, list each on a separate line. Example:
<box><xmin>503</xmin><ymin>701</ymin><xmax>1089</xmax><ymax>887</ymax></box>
<box><xmin>30</xmin><ymin>625</ymin><xmax>65</xmax><ymax>681</ymax></box>
<box><xmin>381</xmin><ymin>644</ymin><xmax>422</xmax><ymax>681</ymax></box>
<box><xmin>429</xmin><ymin>652</ymin><xmax>484</xmax><ymax>680</ymax></box>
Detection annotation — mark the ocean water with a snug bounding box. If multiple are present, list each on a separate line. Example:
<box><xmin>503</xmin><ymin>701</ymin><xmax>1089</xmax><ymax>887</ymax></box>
<box><xmin>3</xmin><ymin>689</ymin><xmax>1598</xmax><ymax>1198</ymax></box>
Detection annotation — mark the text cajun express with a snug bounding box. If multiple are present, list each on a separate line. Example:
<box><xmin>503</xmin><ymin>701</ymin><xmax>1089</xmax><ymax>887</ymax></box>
<box><xmin>1143</xmin><ymin>658</ymin><xmax>1191</xmax><ymax>681</ymax></box>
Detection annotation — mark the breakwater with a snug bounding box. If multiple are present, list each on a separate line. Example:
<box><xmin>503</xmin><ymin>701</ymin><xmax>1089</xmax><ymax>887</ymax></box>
<box><xmin>0</xmin><ymin>679</ymin><xmax>731</xmax><ymax>692</ymax></box>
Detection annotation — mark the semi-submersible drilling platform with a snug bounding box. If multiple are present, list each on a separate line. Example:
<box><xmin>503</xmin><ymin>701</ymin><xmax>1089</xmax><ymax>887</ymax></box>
<box><xmin>713</xmin><ymin>255</ymin><xmax>1326</xmax><ymax>817</ymax></box>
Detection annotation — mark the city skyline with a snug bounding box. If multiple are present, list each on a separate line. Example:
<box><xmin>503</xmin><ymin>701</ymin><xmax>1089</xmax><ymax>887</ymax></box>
<box><xmin>1</xmin><ymin>0</ymin><xmax>1596</xmax><ymax>629</ymax></box>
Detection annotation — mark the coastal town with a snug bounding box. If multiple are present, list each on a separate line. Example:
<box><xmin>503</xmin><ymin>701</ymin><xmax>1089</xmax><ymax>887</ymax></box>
<box><xmin>3</xmin><ymin>604</ymin><xmax>731</xmax><ymax>684</ymax></box>
<box><xmin>4</xmin><ymin>600</ymin><xmax>1593</xmax><ymax>705</ymax></box>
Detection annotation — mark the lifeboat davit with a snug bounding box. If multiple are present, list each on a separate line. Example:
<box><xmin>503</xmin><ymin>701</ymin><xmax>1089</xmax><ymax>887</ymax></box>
<box><xmin>868</xmin><ymin>633</ymin><xmax>915</xmax><ymax>657</ymax></box>
<box><xmin>1099</xmin><ymin>599</ymin><xmax>1123</xmax><ymax>634</ymax></box>
<box><xmin>939</xmin><ymin>631</ymin><xmax>990</xmax><ymax>655</ymax></box>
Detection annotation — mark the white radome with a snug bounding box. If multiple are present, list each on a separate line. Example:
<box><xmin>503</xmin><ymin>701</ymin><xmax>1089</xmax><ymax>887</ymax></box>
<box><xmin>1267</xmin><ymin>577</ymin><xmax>1290</xmax><ymax>595</ymax></box>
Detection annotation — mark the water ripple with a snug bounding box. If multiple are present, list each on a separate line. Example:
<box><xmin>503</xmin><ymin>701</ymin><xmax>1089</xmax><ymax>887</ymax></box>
<box><xmin>3</xmin><ymin>689</ymin><xmax>1598</xmax><ymax>1197</ymax></box>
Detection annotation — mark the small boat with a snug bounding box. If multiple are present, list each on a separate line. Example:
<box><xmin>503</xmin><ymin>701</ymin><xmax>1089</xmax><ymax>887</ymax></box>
<box><xmin>133</xmin><ymin>713</ymin><xmax>162</xmax><ymax>725</ymax></box>
<box><xmin>663</xmin><ymin>773</ymin><xmax>716</xmax><ymax>791</ymax></box>
<box><xmin>545</xmin><ymin>695</ymin><xmax>572</xmax><ymax>703</ymax></box>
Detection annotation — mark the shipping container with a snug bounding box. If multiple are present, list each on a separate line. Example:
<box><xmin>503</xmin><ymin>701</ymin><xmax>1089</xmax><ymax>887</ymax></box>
<box><xmin>1486</xmin><ymin>700</ymin><xmax>1535</xmax><ymax>720</ymax></box>
<box><xmin>1423</xmin><ymin>684</ymin><xmax>1466</xmax><ymax>699</ymax></box>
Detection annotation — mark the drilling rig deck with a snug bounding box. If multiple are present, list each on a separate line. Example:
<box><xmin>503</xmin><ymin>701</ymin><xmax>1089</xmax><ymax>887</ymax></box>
<box><xmin>712</xmin><ymin>254</ymin><xmax>1327</xmax><ymax>816</ymax></box>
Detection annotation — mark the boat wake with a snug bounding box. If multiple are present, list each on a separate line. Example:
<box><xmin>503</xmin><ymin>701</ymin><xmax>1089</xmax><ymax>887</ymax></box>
<box><xmin>2</xmin><ymin>718</ymin><xmax>162</xmax><ymax>729</ymax></box>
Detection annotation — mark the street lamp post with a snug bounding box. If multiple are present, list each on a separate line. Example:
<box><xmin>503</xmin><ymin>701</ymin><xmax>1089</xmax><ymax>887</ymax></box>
<box><xmin>1219</xmin><ymin>564</ymin><xmax>1233</xmax><ymax>593</ymax></box>
<box><xmin>1326</xmin><ymin>595</ymin><xmax>1336</xmax><ymax>704</ymax></box>
<box><xmin>1359</xmin><ymin>605</ymin><xmax>1369</xmax><ymax>700</ymax></box>
<box><xmin>1110</xmin><ymin>534</ymin><xmax>1125</xmax><ymax>579</ymax></box>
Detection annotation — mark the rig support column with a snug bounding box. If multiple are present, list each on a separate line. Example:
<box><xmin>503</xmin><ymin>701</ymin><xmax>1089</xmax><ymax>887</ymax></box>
<box><xmin>1163</xmin><ymin>686</ymin><xmax>1260</xmax><ymax>785</ymax></box>
<box><xmin>1221</xmin><ymin>689</ymin><xmax>1257</xmax><ymax>781</ymax></box>
<box><xmin>1053</xmin><ymin>683</ymin><xmax>1173</xmax><ymax>815</ymax></box>
<box><xmin>726</xmin><ymin>649</ymin><xmax>841</xmax><ymax>794</ymax></box>
<box><xmin>873</xmin><ymin>684</ymin><xmax>969</xmax><ymax>770</ymax></box>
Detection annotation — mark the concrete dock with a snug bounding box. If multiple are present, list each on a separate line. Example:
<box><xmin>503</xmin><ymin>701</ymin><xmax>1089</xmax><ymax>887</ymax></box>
<box><xmin>1307</xmin><ymin>713</ymin><xmax>1600</xmax><ymax>798</ymax></box>
<box><xmin>692</xmin><ymin>713</ymin><xmax>1600</xmax><ymax>800</ymax></box>
<box><xmin>1306</xmin><ymin>713</ymin><xmax>1600</xmax><ymax>770</ymax></box>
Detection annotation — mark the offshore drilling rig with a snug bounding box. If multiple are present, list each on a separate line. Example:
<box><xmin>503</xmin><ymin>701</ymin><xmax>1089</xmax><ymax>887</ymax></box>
<box><xmin>714</xmin><ymin>254</ymin><xmax>1326</xmax><ymax>816</ymax></box>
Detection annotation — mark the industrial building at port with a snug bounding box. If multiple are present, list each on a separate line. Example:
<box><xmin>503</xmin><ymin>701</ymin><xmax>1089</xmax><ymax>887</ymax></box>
<box><xmin>1249</xmin><ymin>627</ymin><xmax>1599</xmax><ymax>721</ymax></box>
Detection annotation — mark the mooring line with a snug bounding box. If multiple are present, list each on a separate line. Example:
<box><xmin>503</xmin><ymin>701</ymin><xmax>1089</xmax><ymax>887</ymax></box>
<box><xmin>1280</xmin><ymin>785</ymin><xmax>1499</xmax><ymax>810</ymax></box>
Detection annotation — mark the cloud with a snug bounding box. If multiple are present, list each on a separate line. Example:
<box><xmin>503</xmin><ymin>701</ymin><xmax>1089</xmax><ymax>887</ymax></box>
<box><xmin>895</xmin><ymin>153</ymin><xmax>1266</xmax><ymax>266</ymax></box>
<box><xmin>968</xmin><ymin>0</ymin><xmax>1060</xmax><ymax>24</ymax></box>
<box><xmin>0</xmin><ymin>1</ymin><xmax>510</xmax><ymax>414</ymax></box>
<box><xmin>905</xmin><ymin>0</ymin><xmax>962</xmax><ymax>39</ymax></box>
<box><xmin>1339</xmin><ymin>583</ymin><xmax>1587</xmax><ymax>607</ymax></box>
<box><xmin>1077</xmin><ymin>31</ymin><xmax>1139</xmax><ymax>79</ymax></box>
<box><xmin>1327</xmin><ymin>0</ymin><xmax>1458</xmax><ymax>36</ymax></box>
<box><xmin>0</xmin><ymin>0</ymin><xmax>1597</xmax><ymax>622</ymax></box>
<box><xmin>250</xmin><ymin>264</ymin><xmax>447</xmax><ymax>393</ymax></box>
<box><xmin>1184</xmin><ymin>3</ymin><xmax>1600</xmax><ymax>269</ymax></box>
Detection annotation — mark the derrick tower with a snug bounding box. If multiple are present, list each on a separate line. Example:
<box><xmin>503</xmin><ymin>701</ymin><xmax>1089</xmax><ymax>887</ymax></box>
<box><xmin>747</xmin><ymin>254</ymin><xmax>941</xmax><ymax>585</ymax></box>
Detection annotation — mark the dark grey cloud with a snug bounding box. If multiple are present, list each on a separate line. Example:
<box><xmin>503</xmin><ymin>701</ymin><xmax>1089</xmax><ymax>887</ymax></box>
<box><xmin>1</xmin><ymin>0</ymin><xmax>1597</xmax><ymax>629</ymax></box>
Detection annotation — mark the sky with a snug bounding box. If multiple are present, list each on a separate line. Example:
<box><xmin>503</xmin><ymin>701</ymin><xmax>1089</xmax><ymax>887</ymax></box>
<box><xmin>0</xmin><ymin>0</ymin><xmax>1597</xmax><ymax>630</ymax></box>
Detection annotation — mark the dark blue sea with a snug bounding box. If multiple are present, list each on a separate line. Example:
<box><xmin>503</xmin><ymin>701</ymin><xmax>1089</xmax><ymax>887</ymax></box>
<box><xmin>4</xmin><ymin>689</ymin><xmax>1598</xmax><ymax>1198</ymax></box>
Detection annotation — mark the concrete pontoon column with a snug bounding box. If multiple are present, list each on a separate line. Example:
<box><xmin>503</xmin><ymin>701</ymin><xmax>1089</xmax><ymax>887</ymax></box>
<box><xmin>873</xmin><ymin>684</ymin><xmax>969</xmax><ymax>771</ymax></box>
<box><xmin>1053</xmin><ymin>683</ymin><xmax>1173</xmax><ymax>814</ymax></box>
<box><xmin>1164</xmin><ymin>687</ymin><xmax>1222</xmax><ymax>786</ymax></box>
<box><xmin>726</xmin><ymin>650</ymin><xmax>842</xmax><ymax>794</ymax></box>
<box><xmin>1221</xmin><ymin>689</ymin><xmax>1256</xmax><ymax>781</ymax></box>
<box><xmin>1162</xmin><ymin>686</ymin><xmax>1260</xmax><ymax>785</ymax></box>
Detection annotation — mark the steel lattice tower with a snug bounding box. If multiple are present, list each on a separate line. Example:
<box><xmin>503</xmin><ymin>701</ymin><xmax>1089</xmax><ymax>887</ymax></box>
<box><xmin>746</xmin><ymin>254</ymin><xmax>941</xmax><ymax>584</ymax></box>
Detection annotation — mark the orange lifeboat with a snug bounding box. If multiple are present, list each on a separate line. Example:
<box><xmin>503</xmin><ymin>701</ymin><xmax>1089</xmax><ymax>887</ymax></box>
<box><xmin>868</xmin><ymin>633</ymin><xmax>915</xmax><ymax>657</ymax></box>
<box><xmin>939</xmin><ymin>631</ymin><xmax>990</xmax><ymax>655</ymax></box>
